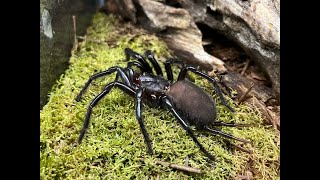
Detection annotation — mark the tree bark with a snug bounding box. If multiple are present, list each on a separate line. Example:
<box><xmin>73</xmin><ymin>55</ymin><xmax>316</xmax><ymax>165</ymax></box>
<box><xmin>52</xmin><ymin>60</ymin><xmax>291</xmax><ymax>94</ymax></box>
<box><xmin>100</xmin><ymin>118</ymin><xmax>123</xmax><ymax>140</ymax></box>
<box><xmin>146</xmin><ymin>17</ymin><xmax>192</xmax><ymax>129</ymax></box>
<box><xmin>104</xmin><ymin>0</ymin><xmax>280</xmax><ymax>101</ymax></box>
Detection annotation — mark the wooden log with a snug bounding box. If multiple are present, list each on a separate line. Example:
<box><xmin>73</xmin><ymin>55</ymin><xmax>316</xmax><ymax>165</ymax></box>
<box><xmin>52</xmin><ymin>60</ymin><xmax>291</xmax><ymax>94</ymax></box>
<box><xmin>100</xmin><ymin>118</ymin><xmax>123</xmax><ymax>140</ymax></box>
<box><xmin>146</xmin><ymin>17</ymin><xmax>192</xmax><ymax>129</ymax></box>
<box><xmin>103</xmin><ymin>0</ymin><xmax>280</xmax><ymax>101</ymax></box>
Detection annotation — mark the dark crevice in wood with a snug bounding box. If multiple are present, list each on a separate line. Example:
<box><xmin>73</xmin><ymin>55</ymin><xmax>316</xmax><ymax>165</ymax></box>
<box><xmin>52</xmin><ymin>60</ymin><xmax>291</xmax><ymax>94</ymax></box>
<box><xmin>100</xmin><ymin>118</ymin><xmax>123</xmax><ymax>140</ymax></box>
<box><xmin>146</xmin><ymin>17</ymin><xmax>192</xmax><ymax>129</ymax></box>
<box><xmin>165</xmin><ymin>0</ymin><xmax>183</xmax><ymax>8</ymax></box>
<box><xmin>206</xmin><ymin>6</ymin><xmax>223</xmax><ymax>21</ymax></box>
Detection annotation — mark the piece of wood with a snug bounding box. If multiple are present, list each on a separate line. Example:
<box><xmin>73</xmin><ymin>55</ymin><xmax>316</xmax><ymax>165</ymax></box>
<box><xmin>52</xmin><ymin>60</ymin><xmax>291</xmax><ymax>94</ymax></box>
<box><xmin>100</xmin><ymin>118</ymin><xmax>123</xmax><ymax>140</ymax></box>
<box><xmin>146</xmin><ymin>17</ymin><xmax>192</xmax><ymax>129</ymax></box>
<box><xmin>138</xmin><ymin>0</ymin><xmax>228</xmax><ymax>74</ymax></box>
<box><xmin>221</xmin><ymin>71</ymin><xmax>273</xmax><ymax>103</ymax></box>
<box><xmin>241</xmin><ymin>60</ymin><xmax>250</xmax><ymax>76</ymax></box>
<box><xmin>221</xmin><ymin>71</ymin><xmax>280</xmax><ymax>130</ymax></box>
<box><xmin>105</xmin><ymin>0</ymin><xmax>280</xmax><ymax>101</ymax></box>
<box><xmin>155</xmin><ymin>160</ymin><xmax>201</xmax><ymax>174</ymax></box>
<box><xmin>238</xmin><ymin>83</ymin><xmax>255</xmax><ymax>103</ymax></box>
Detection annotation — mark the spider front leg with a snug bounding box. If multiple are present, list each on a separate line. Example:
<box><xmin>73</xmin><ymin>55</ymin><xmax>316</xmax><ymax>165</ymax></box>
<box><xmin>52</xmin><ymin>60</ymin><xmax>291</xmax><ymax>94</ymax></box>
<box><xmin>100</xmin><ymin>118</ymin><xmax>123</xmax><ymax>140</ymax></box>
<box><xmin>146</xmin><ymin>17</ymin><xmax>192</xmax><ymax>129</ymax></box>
<box><xmin>115</xmin><ymin>61</ymin><xmax>150</xmax><ymax>87</ymax></box>
<box><xmin>135</xmin><ymin>88</ymin><xmax>153</xmax><ymax>155</ymax></box>
<box><xmin>125</xmin><ymin>48</ymin><xmax>153</xmax><ymax>74</ymax></box>
<box><xmin>76</xmin><ymin>67</ymin><xmax>131</xmax><ymax>101</ymax></box>
<box><xmin>162</xmin><ymin>96</ymin><xmax>215</xmax><ymax>161</ymax></box>
<box><xmin>177</xmin><ymin>65</ymin><xmax>235</xmax><ymax>112</ymax></box>
<box><xmin>144</xmin><ymin>50</ymin><xmax>163</xmax><ymax>76</ymax></box>
<box><xmin>78</xmin><ymin>81</ymin><xmax>135</xmax><ymax>144</ymax></box>
<box><xmin>127</xmin><ymin>61</ymin><xmax>146</xmax><ymax>72</ymax></box>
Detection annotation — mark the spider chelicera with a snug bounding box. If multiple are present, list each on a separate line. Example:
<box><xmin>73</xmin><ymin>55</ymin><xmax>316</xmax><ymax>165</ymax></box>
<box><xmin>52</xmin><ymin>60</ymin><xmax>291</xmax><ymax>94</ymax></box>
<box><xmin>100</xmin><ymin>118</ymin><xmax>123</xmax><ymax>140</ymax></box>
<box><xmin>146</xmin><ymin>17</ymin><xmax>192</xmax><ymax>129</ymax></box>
<box><xmin>75</xmin><ymin>48</ymin><xmax>250</xmax><ymax>161</ymax></box>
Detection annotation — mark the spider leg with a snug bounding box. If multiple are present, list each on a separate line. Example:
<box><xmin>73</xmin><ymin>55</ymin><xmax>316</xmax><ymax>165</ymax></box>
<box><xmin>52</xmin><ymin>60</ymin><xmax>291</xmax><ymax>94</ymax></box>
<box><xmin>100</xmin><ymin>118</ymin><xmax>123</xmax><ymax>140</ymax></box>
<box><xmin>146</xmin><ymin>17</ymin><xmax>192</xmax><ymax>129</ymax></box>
<box><xmin>204</xmin><ymin>126</ymin><xmax>250</xmax><ymax>144</ymax></box>
<box><xmin>113</xmin><ymin>67</ymin><xmax>132</xmax><ymax>86</ymax></box>
<box><xmin>164</xmin><ymin>59</ymin><xmax>174</xmax><ymax>82</ymax></box>
<box><xmin>218</xmin><ymin>78</ymin><xmax>233</xmax><ymax>96</ymax></box>
<box><xmin>177</xmin><ymin>65</ymin><xmax>235</xmax><ymax>112</ymax></box>
<box><xmin>124</xmin><ymin>61</ymin><xmax>148</xmax><ymax>88</ymax></box>
<box><xmin>135</xmin><ymin>88</ymin><xmax>153</xmax><ymax>155</ymax></box>
<box><xmin>127</xmin><ymin>61</ymin><xmax>146</xmax><ymax>72</ymax></box>
<box><xmin>76</xmin><ymin>67</ymin><xmax>131</xmax><ymax>101</ymax></box>
<box><xmin>162</xmin><ymin>96</ymin><xmax>215</xmax><ymax>161</ymax></box>
<box><xmin>78</xmin><ymin>81</ymin><xmax>136</xmax><ymax>144</ymax></box>
<box><xmin>123</xmin><ymin>67</ymin><xmax>134</xmax><ymax>86</ymax></box>
<box><xmin>125</xmin><ymin>48</ymin><xmax>153</xmax><ymax>74</ymax></box>
<box><xmin>144</xmin><ymin>50</ymin><xmax>163</xmax><ymax>76</ymax></box>
<box><xmin>213</xmin><ymin>121</ymin><xmax>254</xmax><ymax>127</ymax></box>
<box><xmin>163</xmin><ymin>58</ymin><xmax>184</xmax><ymax>82</ymax></box>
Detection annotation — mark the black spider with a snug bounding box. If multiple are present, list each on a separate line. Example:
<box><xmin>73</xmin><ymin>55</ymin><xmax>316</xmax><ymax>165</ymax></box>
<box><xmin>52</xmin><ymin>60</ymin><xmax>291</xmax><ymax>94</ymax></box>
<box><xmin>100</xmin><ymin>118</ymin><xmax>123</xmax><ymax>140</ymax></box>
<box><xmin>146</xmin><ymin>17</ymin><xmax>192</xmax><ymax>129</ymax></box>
<box><xmin>75</xmin><ymin>48</ymin><xmax>250</xmax><ymax>161</ymax></box>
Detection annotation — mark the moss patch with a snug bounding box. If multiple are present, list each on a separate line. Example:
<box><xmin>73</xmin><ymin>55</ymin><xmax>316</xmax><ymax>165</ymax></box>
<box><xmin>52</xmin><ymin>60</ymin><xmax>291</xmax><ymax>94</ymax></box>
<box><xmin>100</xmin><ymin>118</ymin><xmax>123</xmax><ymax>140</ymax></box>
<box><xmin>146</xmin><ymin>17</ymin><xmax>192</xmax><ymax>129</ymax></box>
<box><xmin>40</xmin><ymin>13</ymin><xmax>280</xmax><ymax>179</ymax></box>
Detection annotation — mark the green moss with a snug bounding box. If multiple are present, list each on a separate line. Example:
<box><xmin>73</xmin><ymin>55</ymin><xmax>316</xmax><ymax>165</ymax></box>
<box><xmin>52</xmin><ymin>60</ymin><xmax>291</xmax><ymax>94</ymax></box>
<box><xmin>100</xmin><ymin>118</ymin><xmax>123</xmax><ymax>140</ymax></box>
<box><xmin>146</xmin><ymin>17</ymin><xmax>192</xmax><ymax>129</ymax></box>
<box><xmin>40</xmin><ymin>13</ymin><xmax>279</xmax><ymax>179</ymax></box>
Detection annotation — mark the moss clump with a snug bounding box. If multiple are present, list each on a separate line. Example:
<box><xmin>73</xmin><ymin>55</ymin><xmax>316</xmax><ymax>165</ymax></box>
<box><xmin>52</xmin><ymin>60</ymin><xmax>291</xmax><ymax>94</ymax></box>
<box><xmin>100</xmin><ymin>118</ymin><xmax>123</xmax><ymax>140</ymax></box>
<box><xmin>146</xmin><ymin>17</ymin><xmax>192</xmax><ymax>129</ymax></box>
<box><xmin>40</xmin><ymin>13</ymin><xmax>279</xmax><ymax>179</ymax></box>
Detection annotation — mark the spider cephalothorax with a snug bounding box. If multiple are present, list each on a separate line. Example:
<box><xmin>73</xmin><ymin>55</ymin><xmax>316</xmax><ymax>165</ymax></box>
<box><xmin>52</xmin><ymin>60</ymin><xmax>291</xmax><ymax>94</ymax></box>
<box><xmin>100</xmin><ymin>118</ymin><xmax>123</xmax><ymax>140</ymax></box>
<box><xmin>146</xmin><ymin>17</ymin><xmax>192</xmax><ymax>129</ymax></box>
<box><xmin>75</xmin><ymin>48</ymin><xmax>250</xmax><ymax>161</ymax></box>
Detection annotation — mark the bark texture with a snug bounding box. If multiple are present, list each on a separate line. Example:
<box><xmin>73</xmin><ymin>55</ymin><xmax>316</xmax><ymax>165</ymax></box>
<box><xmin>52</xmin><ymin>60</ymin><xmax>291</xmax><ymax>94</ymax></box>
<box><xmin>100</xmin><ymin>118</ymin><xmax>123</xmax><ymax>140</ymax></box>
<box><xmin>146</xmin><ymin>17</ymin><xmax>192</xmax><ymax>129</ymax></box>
<box><xmin>104</xmin><ymin>0</ymin><xmax>280</xmax><ymax>100</ymax></box>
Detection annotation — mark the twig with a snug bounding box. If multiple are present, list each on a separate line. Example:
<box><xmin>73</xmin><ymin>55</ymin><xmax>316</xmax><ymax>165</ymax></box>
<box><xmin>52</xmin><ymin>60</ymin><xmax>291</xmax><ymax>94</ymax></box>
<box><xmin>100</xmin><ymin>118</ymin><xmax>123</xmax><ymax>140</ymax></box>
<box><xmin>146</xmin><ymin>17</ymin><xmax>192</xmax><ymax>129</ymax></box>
<box><xmin>240</xmin><ymin>59</ymin><xmax>250</xmax><ymax>76</ymax></box>
<box><xmin>72</xmin><ymin>15</ymin><xmax>77</xmax><ymax>45</ymax></box>
<box><xmin>72</xmin><ymin>15</ymin><xmax>78</xmax><ymax>51</ymax></box>
<box><xmin>156</xmin><ymin>174</ymin><xmax>160</xmax><ymax>180</ymax></box>
<box><xmin>264</xmin><ymin>106</ymin><xmax>279</xmax><ymax>131</ymax></box>
<box><xmin>250</xmin><ymin>97</ymin><xmax>274</xmax><ymax>125</ymax></box>
<box><xmin>77</xmin><ymin>36</ymin><xmax>108</xmax><ymax>45</ymax></box>
<box><xmin>238</xmin><ymin>83</ymin><xmax>255</xmax><ymax>103</ymax></box>
<box><xmin>155</xmin><ymin>160</ymin><xmax>201</xmax><ymax>174</ymax></box>
<box><xmin>185</xmin><ymin>155</ymin><xmax>189</xmax><ymax>167</ymax></box>
<box><xmin>184</xmin><ymin>156</ymin><xmax>189</xmax><ymax>180</ymax></box>
<box><xmin>237</xmin><ymin>175</ymin><xmax>250</xmax><ymax>180</ymax></box>
<box><xmin>77</xmin><ymin>36</ymin><xmax>85</xmax><ymax>40</ymax></box>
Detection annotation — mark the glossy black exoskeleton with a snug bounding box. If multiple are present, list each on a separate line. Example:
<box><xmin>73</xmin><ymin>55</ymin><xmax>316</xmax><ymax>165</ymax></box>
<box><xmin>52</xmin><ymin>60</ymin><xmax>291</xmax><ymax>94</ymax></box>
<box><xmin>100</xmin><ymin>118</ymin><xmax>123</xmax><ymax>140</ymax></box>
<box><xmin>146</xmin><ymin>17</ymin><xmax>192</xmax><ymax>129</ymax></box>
<box><xmin>75</xmin><ymin>48</ymin><xmax>251</xmax><ymax>161</ymax></box>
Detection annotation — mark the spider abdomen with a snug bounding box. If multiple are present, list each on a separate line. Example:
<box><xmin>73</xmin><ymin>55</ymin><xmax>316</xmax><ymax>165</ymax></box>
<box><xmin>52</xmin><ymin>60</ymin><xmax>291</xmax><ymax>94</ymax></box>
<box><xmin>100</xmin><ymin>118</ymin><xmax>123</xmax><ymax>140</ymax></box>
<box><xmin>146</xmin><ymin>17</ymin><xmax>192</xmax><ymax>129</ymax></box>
<box><xmin>166</xmin><ymin>80</ymin><xmax>217</xmax><ymax>128</ymax></box>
